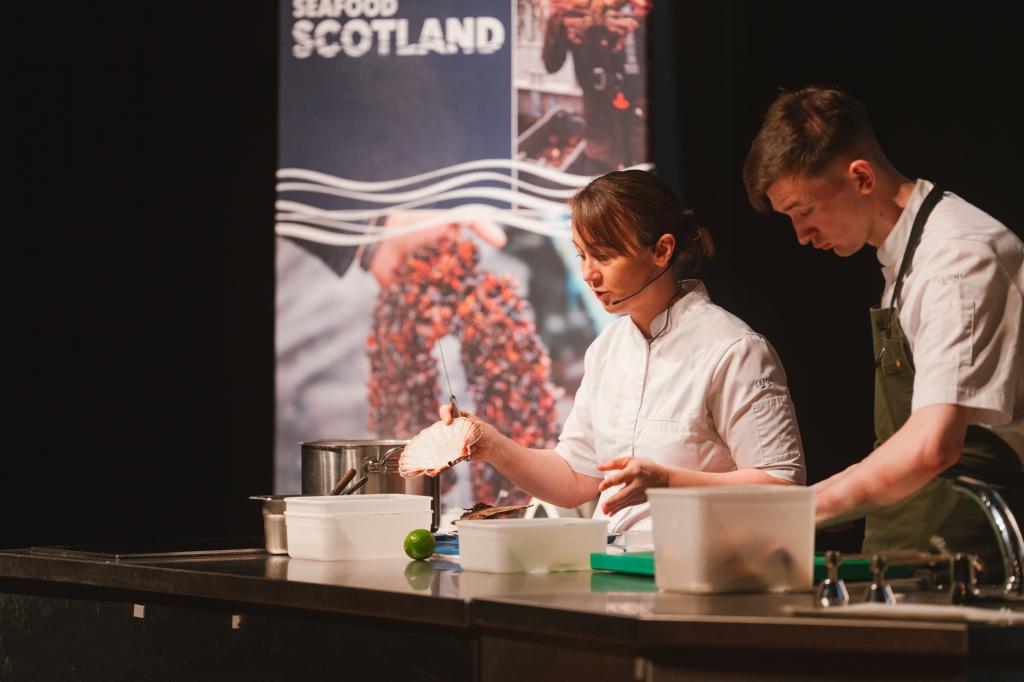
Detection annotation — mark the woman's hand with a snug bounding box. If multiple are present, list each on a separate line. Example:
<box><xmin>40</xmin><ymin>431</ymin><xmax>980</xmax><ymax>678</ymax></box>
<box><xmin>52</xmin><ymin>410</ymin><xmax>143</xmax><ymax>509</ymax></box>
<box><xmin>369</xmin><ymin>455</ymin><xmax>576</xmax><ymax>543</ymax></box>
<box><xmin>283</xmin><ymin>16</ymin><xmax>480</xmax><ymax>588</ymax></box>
<box><xmin>596</xmin><ymin>456</ymin><xmax>670</xmax><ymax>516</ymax></box>
<box><xmin>439</xmin><ymin>404</ymin><xmax>497</xmax><ymax>462</ymax></box>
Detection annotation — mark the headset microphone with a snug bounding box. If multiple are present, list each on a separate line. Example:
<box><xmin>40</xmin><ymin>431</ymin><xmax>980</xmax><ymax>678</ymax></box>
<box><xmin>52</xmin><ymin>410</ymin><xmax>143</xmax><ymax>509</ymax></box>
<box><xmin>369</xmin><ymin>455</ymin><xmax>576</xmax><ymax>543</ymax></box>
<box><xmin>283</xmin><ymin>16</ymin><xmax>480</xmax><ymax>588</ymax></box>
<box><xmin>609</xmin><ymin>263</ymin><xmax>674</xmax><ymax>305</ymax></box>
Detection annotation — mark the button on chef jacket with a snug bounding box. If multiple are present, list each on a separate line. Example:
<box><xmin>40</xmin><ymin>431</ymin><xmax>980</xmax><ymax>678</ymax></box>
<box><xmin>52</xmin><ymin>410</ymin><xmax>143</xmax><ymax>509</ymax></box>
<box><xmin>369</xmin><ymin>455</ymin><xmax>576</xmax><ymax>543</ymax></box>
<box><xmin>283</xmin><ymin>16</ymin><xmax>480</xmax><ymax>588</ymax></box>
<box><xmin>555</xmin><ymin>280</ymin><xmax>807</xmax><ymax>532</ymax></box>
<box><xmin>877</xmin><ymin>179</ymin><xmax>1024</xmax><ymax>463</ymax></box>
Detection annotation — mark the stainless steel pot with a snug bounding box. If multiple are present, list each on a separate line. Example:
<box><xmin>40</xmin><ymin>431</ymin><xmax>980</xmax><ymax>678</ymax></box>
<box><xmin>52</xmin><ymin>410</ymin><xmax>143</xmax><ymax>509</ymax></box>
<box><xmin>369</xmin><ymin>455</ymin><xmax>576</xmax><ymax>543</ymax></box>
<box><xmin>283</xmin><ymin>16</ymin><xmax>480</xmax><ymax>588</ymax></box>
<box><xmin>300</xmin><ymin>439</ymin><xmax>440</xmax><ymax>532</ymax></box>
<box><xmin>248</xmin><ymin>495</ymin><xmax>288</xmax><ymax>555</ymax></box>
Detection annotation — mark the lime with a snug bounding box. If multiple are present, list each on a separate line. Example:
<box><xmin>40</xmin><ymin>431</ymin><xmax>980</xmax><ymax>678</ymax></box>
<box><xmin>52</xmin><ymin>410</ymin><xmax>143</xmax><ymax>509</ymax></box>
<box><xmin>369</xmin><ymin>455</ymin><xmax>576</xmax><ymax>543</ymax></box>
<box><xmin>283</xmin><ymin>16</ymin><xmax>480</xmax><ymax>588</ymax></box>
<box><xmin>404</xmin><ymin>560</ymin><xmax>436</xmax><ymax>590</ymax></box>
<box><xmin>403</xmin><ymin>529</ymin><xmax>436</xmax><ymax>560</ymax></box>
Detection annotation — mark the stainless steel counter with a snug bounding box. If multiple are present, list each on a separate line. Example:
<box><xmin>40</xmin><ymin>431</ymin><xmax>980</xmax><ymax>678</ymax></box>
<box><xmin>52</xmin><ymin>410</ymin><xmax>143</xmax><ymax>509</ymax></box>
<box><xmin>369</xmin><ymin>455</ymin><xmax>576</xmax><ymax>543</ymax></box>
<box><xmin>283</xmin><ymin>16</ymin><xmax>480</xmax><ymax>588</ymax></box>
<box><xmin>1</xmin><ymin>548</ymin><xmax>1021</xmax><ymax>681</ymax></box>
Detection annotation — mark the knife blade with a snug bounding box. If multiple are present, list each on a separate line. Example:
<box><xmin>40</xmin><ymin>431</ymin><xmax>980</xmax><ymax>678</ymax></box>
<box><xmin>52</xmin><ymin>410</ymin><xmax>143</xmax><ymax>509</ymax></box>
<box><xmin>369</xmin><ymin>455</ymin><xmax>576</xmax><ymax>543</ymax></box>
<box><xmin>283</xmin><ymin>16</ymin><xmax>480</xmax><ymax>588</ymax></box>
<box><xmin>438</xmin><ymin>339</ymin><xmax>463</xmax><ymax>419</ymax></box>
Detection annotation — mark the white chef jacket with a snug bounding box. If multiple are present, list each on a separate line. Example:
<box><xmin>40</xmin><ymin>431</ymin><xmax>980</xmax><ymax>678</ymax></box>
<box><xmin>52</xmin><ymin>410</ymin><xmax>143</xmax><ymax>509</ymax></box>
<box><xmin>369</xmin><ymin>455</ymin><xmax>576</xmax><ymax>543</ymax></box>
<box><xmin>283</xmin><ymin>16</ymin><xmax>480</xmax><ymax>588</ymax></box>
<box><xmin>555</xmin><ymin>280</ymin><xmax>806</xmax><ymax>532</ymax></box>
<box><xmin>878</xmin><ymin>179</ymin><xmax>1024</xmax><ymax>463</ymax></box>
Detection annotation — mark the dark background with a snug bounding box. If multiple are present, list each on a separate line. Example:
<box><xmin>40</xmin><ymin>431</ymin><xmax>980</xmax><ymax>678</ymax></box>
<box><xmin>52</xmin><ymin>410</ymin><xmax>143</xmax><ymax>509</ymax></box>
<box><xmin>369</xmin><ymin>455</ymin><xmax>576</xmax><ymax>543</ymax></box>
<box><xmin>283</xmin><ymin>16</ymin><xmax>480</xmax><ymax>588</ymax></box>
<box><xmin>6</xmin><ymin>3</ymin><xmax>1022</xmax><ymax>549</ymax></box>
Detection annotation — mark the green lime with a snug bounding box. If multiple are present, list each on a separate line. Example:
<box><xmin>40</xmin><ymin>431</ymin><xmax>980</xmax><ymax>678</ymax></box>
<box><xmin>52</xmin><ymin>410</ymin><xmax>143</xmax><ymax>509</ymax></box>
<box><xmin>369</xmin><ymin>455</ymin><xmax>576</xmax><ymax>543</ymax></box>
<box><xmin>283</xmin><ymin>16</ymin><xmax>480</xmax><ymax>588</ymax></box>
<box><xmin>404</xmin><ymin>560</ymin><xmax>436</xmax><ymax>590</ymax></box>
<box><xmin>403</xmin><ymin>529</ymin><xmax>436</xmax><ymax>560</ymax></box>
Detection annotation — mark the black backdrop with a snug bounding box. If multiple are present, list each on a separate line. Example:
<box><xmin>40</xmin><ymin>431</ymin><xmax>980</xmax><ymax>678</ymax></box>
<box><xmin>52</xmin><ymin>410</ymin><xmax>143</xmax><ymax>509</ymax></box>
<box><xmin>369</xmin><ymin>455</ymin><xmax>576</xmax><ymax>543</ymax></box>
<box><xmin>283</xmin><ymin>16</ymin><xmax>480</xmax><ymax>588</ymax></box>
<box><xmin>6</xmin><ymin>3</ymin><xmax>1022</xmax><ymax>549</ymax></box>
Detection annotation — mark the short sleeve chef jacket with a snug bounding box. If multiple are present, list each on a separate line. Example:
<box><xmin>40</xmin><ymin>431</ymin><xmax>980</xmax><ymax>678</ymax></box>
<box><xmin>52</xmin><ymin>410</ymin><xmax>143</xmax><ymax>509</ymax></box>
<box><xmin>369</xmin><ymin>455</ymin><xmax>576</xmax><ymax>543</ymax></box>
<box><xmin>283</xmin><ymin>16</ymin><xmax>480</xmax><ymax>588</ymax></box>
<box><xmin>555</xmin><ymin>280</ymin><xmax>807</xmax><ymax>532</ymax></box>
<box><xmin>877</xmin><ymin>179</ymin><xmax>1024</xmax><ymax>463</ymax></box>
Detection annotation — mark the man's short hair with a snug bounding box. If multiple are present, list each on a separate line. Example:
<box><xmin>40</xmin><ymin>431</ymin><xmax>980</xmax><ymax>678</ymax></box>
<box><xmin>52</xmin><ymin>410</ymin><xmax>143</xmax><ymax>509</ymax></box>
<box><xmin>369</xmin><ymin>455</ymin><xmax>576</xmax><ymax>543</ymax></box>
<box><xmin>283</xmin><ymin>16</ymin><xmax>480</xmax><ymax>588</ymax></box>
<box><xmin>743</xmin><ymin>87</ymin><xmax>878</xmax><ymax>214</ymax></box>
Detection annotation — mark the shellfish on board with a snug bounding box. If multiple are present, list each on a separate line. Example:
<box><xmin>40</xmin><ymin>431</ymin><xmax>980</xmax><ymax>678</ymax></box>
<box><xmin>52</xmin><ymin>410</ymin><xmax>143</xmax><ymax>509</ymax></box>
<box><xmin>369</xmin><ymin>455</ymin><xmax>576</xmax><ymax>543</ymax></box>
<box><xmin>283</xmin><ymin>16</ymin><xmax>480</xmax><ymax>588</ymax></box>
<box><xmin>456</xmin><ymin>503</ymin><xmax>534</xmax><ymax>521</ymax></box>
<box><xmin>398</xmin><ymin>417</ymin><xmax>482</xmax><ymax>478</ymax></box>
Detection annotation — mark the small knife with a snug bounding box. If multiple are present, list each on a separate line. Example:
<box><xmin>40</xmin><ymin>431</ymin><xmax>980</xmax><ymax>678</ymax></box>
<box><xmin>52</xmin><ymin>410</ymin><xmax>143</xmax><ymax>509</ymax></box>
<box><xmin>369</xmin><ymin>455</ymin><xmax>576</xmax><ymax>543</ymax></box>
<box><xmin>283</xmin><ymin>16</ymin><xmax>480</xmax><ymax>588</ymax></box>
<box><xmin>438</xmin><ymin>340</ymin><xmax>462</xmax><ymax>419</ymax></box>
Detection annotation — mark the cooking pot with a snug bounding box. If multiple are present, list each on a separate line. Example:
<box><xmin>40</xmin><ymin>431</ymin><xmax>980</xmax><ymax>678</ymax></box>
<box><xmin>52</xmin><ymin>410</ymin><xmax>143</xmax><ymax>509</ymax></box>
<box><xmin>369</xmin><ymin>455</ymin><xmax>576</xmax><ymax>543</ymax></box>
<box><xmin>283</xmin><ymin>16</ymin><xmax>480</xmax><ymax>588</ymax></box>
<box><xmin>300</xmin><ymin>439</ymin><xmax>440</xmax><ymax>532</ymax></box>
<box><xmin>249</xmin><ymin>495</ymin><xmax>288</xmax><ymax>554</ymax></box>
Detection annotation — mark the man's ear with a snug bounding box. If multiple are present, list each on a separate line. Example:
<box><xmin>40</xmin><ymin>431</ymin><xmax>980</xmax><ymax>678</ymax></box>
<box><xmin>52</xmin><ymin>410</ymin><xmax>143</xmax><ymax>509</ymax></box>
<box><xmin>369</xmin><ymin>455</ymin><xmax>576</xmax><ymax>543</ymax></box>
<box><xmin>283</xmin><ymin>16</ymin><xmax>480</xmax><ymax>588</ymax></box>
<box><xmin>847</xmin><ymin>159</ymin><xmax>875</xmax><ymax>195</ymax></box>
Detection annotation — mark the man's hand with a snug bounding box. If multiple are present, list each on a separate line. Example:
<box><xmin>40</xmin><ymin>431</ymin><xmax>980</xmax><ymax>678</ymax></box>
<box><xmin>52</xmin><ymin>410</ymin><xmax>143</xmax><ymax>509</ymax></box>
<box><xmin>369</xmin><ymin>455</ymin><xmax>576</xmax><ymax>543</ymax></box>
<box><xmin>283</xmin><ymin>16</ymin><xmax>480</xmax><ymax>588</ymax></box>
<box><xmin>369</xmin><ymin>211</ymin><xmax>506</xmax><ymax>288</ymax></box>
<box><xmin>597</xmin><ymin>456</ymin><xmax>670</xmax><ymax>516</ymax></box>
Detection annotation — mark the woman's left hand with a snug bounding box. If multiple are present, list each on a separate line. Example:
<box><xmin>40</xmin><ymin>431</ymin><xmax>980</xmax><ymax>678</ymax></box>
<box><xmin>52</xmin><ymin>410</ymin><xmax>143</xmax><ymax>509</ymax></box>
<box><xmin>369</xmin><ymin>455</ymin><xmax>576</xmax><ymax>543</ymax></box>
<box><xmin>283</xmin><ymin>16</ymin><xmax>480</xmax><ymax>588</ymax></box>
<box><xmin>597</xmin><ymin>456</ymin><xmax>670</xmax><ymax>516</ymax></box>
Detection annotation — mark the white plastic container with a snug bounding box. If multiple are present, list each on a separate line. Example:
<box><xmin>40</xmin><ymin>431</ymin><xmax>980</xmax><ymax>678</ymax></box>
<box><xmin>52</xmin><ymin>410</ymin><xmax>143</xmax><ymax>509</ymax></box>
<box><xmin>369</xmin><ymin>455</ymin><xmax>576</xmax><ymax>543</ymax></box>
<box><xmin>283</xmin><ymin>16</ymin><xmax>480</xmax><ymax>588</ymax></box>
<box><xmin>458</xmin><ymin>518</ymin><xmax>607</xmax><ymax>573</ymax></box>
<box><xmin>647</xmin><ymin>486</ymin><xmax>815</xmax><ymax>594</ymax></box>
<box><xmin>285</xmin><ymin>494</ymin><xmax>431</xmax><ymax>515</ymax></box>
<box><xmin>284</xmin><ymin>494</ymin><xmax>432</xmax><ymax>561</ymax></box>
<box><xmin>624</xmin><ymin>529</ymin><xmax>653</xmax><ymax>552</ymax></box>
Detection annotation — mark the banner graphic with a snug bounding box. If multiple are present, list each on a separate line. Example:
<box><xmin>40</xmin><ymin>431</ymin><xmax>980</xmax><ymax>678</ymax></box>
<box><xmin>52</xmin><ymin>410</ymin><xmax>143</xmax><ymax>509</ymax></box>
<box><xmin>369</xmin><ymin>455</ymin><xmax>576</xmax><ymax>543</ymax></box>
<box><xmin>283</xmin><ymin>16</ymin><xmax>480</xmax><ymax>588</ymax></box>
<box><xmin>277</xmin><ymin>0</ymin><xmax>650</xmax><ymax>521</ymax></box>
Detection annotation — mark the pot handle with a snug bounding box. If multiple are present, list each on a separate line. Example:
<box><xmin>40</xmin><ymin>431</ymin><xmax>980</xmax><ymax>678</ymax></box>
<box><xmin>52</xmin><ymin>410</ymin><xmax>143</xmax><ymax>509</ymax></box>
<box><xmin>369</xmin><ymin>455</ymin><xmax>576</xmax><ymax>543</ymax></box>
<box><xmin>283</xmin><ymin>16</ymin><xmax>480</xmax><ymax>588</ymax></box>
<box><xmin>365</xmin><ymin>445</ymin><xmax>406</xmax><ymax>471</ymax></box>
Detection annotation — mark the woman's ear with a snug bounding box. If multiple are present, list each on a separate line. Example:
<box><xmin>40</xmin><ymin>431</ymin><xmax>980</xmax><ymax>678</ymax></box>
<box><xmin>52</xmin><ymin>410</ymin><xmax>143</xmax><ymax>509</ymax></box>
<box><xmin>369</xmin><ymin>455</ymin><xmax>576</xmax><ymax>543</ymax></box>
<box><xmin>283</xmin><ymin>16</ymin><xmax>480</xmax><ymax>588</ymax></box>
<box><xmin>654</xmin><ymin>233</ymin><xmax>676</xmax><ymax>265</ymax></box>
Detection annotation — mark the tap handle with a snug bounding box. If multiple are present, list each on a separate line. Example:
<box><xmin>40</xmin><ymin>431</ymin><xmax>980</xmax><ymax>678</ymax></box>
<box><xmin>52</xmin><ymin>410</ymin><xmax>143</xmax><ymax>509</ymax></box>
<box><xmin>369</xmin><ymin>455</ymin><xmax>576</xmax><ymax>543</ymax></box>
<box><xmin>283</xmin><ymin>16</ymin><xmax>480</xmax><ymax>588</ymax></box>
<box><xmin>865</xmin><ymin>554</ymin><xmax>897</xmax><ymax>604</ymax></box>
<box><xmin>929</xmin><ymin>535</ymin><xmax>952</xmax><ymax>559</ymax></box>
<box><xmin>825</xmin><ymin>550</ymin><xmax>842</xmax><ymax>580</ymax></box>
<box><xmin>871</xmin><ymin>554</ymin><xmax>887</xmax><ymax>581</ymax></box>
<box><xmin>951</xmin><ymin>553</ymin><xmax>981</xmax><ymax>585</ymax></box>
<box><xmin>950</xmin><ymin>553</ymin><xmax>980</xmax><ymax>605</ymax></box>
<box><xmin>817</xmin><ymin>550</ymin><xmax>849</xmax><ymax>607</ymax></box>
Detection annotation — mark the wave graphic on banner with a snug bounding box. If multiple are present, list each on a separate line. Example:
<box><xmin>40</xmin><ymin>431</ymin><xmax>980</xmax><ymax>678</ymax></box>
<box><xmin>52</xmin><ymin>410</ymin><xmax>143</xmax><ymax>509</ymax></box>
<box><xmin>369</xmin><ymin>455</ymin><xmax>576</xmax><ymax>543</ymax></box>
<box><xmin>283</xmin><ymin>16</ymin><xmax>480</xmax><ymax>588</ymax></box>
<box><xmin>274</xmin><ymin>159</ymin><xmax>652</xmax><ymax>245</ymax></box>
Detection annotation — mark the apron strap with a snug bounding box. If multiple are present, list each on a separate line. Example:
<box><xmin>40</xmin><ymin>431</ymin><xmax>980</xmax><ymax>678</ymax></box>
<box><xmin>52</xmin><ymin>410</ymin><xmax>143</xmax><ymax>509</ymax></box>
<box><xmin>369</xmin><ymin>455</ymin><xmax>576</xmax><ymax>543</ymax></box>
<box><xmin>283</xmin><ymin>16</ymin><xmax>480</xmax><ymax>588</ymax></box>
<box><xmin>888</xmin><ymin>184</ymin><xmax>944</xmax><ymax>310</ymax></box>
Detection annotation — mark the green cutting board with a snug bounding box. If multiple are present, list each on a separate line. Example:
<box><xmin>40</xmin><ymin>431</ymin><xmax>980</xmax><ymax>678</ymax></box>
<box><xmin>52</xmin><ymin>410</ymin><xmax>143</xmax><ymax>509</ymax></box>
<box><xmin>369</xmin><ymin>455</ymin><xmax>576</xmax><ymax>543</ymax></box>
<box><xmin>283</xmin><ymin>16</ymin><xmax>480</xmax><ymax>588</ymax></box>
<box><xmin>591</xmin><ymin>550</ymin><xmax>655</xmax><ymax>576</ymax></box>
<box><xmin>591</xmin><ymin>551</ymin><xmax>910</xmax><ymax>582</ymax></box>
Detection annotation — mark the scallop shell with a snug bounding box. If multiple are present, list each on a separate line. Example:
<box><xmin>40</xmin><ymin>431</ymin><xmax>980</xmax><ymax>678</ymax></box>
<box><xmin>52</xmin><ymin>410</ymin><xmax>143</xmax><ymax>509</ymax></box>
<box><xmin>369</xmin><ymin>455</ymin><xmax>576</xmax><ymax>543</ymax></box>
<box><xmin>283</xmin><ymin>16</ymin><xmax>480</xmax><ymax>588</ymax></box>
<box><xmin>398</xmin><ymin>417</ymin><xmax>482</xmax><ymax>478</ymax></box>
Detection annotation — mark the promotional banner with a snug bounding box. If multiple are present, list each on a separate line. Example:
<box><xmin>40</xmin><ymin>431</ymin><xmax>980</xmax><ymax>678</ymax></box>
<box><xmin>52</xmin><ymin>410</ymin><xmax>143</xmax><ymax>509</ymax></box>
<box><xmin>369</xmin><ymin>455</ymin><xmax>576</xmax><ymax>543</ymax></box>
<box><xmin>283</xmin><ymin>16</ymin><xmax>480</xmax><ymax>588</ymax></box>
<box><xmin>277</xmin><ymin>0</ymin><xmax>650</xmax><ymax>521</ymax></box>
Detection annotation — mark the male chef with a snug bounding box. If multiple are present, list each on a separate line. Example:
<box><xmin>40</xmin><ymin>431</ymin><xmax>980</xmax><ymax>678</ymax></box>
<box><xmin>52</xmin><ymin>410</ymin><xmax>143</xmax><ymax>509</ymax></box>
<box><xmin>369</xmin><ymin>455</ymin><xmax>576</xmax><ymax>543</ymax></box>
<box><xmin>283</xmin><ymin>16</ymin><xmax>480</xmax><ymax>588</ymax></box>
<box><xmin>742</xmin><ymin>86</ymin><xmax>1024</xmax><ymax>574</ymax></box>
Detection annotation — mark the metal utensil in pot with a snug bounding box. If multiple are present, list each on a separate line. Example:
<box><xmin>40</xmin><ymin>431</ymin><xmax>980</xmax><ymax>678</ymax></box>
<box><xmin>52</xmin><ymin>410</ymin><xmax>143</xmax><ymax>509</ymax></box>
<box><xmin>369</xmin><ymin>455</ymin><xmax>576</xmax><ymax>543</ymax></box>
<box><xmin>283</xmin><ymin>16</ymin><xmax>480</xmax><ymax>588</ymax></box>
<box><xmin>341</xmin><ymin>476</ymin><xmax>369</xmax><ymax>496</ymax></box>
<box><xmin>329</xmin><ymin>468</ymin><xmax>357</xmax><ymax>495</ymax></box>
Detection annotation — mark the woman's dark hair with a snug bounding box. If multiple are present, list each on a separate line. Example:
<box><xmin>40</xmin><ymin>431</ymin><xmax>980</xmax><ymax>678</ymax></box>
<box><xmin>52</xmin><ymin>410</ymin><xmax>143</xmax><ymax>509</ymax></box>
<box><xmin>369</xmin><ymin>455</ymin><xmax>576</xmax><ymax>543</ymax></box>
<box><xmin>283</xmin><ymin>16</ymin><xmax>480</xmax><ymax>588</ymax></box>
<box><xmin>571</xmin><ymin>170</ymin><xmax>714</xmax><ymax>276</ymax></box>
<box><xmin>743</xmin><ymin>86</ymin><xmax>879</xmax><ymax>214</ymax></box>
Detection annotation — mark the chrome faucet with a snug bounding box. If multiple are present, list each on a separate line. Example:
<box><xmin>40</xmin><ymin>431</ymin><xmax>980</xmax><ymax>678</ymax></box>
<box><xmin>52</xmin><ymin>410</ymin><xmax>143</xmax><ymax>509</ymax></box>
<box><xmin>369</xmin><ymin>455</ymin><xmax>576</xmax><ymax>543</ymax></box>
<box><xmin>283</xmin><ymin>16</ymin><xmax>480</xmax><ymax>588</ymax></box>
<box><xmin>949</xmin><ymin>552</ymin><xmax>982</xmax><ymax>605</ymax></box>
<box><xmin>815</xmin><ymin>550</ymin><xmax>849</xmax><ymax>607</ymax></box>
<box><xmin>864</xmin><ymin>554</ymin><xmax>897</xmax><ymax>604</ymax></box>
<box><xmin>952</xmin><ymin>475</ymin><xmax>1024</xmax><ymax>599</ymax></box>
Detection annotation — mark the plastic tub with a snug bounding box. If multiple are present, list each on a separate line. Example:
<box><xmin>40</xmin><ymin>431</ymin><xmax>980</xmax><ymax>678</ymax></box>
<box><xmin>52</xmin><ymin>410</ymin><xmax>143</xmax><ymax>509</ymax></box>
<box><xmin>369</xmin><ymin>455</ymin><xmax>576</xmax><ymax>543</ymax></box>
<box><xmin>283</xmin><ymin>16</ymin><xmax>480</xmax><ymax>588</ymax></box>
<box><xmin>647</xmin><ymin>486</ymin><xmax>815</xmax><ymax>594</ymax></box>
<box><xmin>285</xmin><ymin>510</ymin><xmax>431</xmax><ymax>561</ymax></box>
<box><xmin>458</xmin><ymin>518</ymin><xmax>607</xmax><ymax>573</ymax></box>
<box><xmin>284</xmin><ymin>494</ymin><xmax>432</xmax><ymax>561</ymax></box>
<box><xmin>284</xmin><ymin>494</ymin><xmax>431</xmax><ymax>515</ymax></box>
<box><xmin>624</xmin><ymin>529</ymin><xmax>653</xmax><ymax>552</ymax></box>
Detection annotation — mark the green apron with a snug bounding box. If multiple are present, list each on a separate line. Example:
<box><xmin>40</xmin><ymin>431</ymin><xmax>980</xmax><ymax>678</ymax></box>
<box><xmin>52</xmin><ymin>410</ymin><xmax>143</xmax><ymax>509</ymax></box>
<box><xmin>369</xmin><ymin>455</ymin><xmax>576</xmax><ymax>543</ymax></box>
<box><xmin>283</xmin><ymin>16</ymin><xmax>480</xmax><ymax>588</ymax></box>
<box><xmin>863</xmin><ymin>185</ymin><xmax>1024</xmax><ymax>578</ymax></box>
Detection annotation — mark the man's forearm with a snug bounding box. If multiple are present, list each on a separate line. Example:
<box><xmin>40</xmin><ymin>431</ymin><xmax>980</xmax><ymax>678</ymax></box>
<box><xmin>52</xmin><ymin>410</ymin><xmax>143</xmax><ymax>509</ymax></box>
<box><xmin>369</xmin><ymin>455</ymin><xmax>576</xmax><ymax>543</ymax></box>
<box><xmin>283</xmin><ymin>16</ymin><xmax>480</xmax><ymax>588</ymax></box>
<box><xmin>812</xmin><ymin>461</ymin><xmax>860</xmax><ymax>494</ymax></box>
<box><xmin>814</xmin><ymin>404</ymin><xmax>967</xmax><ymax>524</ymax></box>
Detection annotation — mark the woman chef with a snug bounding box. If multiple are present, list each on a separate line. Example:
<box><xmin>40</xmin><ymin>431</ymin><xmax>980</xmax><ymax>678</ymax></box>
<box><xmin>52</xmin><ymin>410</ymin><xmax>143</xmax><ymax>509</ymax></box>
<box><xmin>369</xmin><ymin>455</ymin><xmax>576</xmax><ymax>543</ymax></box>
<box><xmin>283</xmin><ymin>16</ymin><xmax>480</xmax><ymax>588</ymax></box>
<box><xmin>442</xmin><ymin>170</ymin><xmax>807</xmax><ymax>532</ymax></box>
